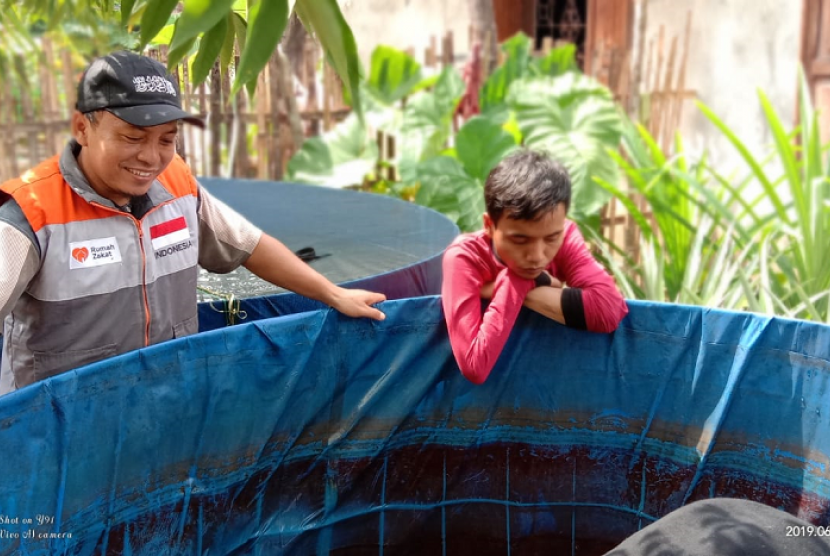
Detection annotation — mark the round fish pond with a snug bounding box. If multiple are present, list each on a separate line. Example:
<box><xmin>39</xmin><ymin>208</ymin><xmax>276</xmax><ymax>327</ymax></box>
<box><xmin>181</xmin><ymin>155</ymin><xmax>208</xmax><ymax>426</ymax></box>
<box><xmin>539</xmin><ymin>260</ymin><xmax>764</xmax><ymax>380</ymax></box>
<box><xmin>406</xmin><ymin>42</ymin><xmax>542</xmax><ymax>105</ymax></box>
<box><xmin>194</xmin><ymin>178</ymin><xmax>460</xmax><ymax>329</ymax></box>
<box><xmin>0</xmin><ymin>297</ymin><xmax>828</xmax><ymax>555</ymax></box>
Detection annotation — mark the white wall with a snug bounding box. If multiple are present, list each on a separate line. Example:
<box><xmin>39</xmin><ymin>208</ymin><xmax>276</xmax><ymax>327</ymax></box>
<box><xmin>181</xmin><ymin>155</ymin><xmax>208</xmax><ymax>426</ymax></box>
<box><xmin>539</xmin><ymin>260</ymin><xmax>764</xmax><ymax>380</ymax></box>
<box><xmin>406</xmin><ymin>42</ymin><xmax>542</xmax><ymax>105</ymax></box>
<box><xmin>642</xmin><ymin>0</ymin><xmax>801</xmax><ymax>173</ymax></box>
<box><xmin>340</xmin><ymin>0</ymin><xmax>802</xmax><ymax>174</ymax></box>
<box><xmin>340</xmin><ymin>0</ymin><xmax>472</xmax><ymax>68</ymax></box>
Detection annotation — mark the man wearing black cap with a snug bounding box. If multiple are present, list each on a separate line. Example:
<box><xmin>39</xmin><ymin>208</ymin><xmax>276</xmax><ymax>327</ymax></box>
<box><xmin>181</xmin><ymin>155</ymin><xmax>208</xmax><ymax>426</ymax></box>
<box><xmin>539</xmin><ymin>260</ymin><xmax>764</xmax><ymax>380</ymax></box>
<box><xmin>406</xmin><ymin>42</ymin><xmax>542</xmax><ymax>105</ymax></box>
<box><xmin>0</xmin><ymin>51</ymin><xmax>386</xmax><ymax>395</ymax></box>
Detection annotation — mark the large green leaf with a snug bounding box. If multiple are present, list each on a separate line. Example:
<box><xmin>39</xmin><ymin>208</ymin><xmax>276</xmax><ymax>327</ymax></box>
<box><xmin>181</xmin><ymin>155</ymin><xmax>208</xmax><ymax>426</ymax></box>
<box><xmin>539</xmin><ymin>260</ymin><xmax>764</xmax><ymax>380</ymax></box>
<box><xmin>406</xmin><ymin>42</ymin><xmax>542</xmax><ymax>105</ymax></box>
<box><xmin>454</xmin><ymin>116</ymin><xmax>518</xmax><ymax>182</ymax></box>
<box><xmin>149</xmin><ymin>23</ymin><xmax>176</xmax><ymax>46</ymax></box>
<box><xmin>294</xmin><ymin>0</ymin><xmax>362</xmax><ymax>117</ymax></box>
<box><xmin>139</xmin><ymin>0</ymin><xmax>178</xmax><ymax>48</ymax></box>
<box><xmin>480</xmin><ymin>32</ymin><xmax>533</xmax><ymax>113</ymax></box>
<box><xmin>232</xmin><ymin>0</ymin><xmax>289</xmax><ymax>93</ymax></box>
<box><xmin>231</xmin><ymin>11</ymin><xmax>247</xmax><ymax>53</ymax></box>
<box><xmin>169</xmin><ymin>0</ymin><xmax>235</xmax><ymax>53</ymax></box>
<box><xmin>121</xmin><ymin>0</ymin><xmax>137</xmax><ymax>26</ymax></box>
<box><xmin>166</xmin><ymin>19</ymin><xmax>198</xmax><ymax>68</ymax></box>
<box><xmin>414</xmin><ymin>156</ymin><xmax>484</xmax><ymax>232</ymax></box>
<box><xmin>287</xmin><ymin>113</ymin><xmax>378</xmax><ymax>188</ymax></box>
<box><xmin>219</xmin><ymin>12</ymin><xmax>236</xmax><ymax>69</ymax></box>
<box><xmin>508</xmin><ymin>73</ymin><xmax>623</xmax><ymax>220</ymax></box>
<box><xmin>191</xmin><ymin>16</ymin><xmax>228</xmax><ymax>86</ymax></box>
<box><xmin>532</xmin><ymin>43</ymin><xmax>578</xmax><ymax>76</ymax></box>
<box><xmin>366</xmin><ymin>45</ymin><xmax>423</xmax><ymax>105</ymax></box>
<box><xmin>397</xmin><ymin>65</ymin><xmax>465</xmax><ymax>182</ymax></box>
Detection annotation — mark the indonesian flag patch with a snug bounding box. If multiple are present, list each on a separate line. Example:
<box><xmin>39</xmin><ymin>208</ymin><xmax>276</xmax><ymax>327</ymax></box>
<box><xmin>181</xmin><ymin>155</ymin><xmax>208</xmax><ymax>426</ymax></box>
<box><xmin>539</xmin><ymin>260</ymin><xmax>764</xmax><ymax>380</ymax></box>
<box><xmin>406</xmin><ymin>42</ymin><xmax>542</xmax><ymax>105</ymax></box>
<box><xmin>150</xmin><ymin>216</ymin><xmax>190</xmax><ymax>250</ymax></box>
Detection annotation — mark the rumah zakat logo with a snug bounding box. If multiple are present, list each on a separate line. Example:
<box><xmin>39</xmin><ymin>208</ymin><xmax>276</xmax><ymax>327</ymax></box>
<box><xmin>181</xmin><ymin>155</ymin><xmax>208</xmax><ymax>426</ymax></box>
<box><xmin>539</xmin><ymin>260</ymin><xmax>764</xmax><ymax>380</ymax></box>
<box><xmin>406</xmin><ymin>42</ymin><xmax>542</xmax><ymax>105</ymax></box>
<box><xmin>68</xmin><ymin>237</ymin><xmax>121</xmax><ymax>269</ymax></box>
<box><xmin>71</xmin><ymin>247</ymin><xmax>89</xmax><ymax>263</ymax></box>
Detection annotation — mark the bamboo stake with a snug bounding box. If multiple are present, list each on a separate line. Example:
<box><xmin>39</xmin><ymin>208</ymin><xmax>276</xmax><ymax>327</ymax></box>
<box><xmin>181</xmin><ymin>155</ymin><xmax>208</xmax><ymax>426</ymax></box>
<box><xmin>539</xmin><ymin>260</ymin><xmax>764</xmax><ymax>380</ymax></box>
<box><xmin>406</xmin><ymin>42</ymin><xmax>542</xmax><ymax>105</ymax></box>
<box><xmin>17</xmin><ymin>54</ymin><xmax>40</xmax><ymax>168</ymax></box>
<box><xmin>277</xmin><ymin>49</ymin><xmax>305</xmax><ymax>154</ymax></box>
<box><xmin>268</xmin><ymin>55</ymin><xmax>280</xmax><ymax>180</ymax></box>
<box><xmin>629</xmin><ymin>0</ymin><xmax>648</xmax><ymax>118</ymax></box>
<box><xmin>256</xmin><ymin>60</ymin><xmax>269</xmax><ymax>179</ymax></box>
<box><xmin>209</xmin><ymin>65</ymin><xmax>222</xmax><ymax>176</ymax></box>
<box><xmin>197</xmin><ymin>81</ymin><xmax>207</xmax><ymax>176</ymax></box>
<box><xmin>175</xmin><ymin>57</ymin><xmax>189</xmax><ymax>162</ymax></box>
<box><xmin>0</xmin><ymin>71</ymin><xmax>9</xmax><ymax>181</ymax></box>
<box><xmin>61</xmin><ymin>50</ymin><xmax>76</xmax><ymax>116</ymax></box>
<box><xmin>660</xmin><ymin>36</ymin><xmax>678</xmax><ymax>152</ymax></box>
<box><xmin>305</xmin><ymin>38</ymin><xmax>320</xmax><ymax>137</ymax></box>
<box><xmin>667</xmin><ymin>10</ymin><xmax>693</xmax><ymax>149</ymax></box>
<box><xmin>323</xmin><ymin>62</ymin><xmax>332</xmax><ymax>132</ymax></box>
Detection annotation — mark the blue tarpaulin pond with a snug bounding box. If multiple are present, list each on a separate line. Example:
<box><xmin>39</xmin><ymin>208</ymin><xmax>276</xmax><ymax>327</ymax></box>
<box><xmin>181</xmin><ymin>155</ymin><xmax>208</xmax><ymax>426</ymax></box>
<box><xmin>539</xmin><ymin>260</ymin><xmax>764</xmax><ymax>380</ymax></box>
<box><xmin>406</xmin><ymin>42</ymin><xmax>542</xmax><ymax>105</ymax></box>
<box><xmin>0</xmin><ymin>296</ymin><xmax>829</xmax><ymax>555</ymax></box>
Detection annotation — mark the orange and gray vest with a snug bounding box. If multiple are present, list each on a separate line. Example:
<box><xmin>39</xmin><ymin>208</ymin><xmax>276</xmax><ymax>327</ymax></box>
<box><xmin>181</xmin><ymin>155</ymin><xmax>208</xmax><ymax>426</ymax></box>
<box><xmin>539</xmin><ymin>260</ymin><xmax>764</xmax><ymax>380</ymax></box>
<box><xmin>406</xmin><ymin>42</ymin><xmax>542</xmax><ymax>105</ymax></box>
<box><xmin>0</xmin><ymin>151</ymin><xmax>201</xmax><ymax>390</ymax></box>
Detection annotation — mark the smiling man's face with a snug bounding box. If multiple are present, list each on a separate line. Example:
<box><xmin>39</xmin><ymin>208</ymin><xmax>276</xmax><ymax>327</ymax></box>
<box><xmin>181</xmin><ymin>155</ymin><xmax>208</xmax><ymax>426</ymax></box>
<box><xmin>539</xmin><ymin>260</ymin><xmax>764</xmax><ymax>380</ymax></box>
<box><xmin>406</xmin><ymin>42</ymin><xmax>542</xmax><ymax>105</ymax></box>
<box><xmin>72</xmin><ymin>110</ymin><xmax>178</xmax><ymax>206</ymax></box>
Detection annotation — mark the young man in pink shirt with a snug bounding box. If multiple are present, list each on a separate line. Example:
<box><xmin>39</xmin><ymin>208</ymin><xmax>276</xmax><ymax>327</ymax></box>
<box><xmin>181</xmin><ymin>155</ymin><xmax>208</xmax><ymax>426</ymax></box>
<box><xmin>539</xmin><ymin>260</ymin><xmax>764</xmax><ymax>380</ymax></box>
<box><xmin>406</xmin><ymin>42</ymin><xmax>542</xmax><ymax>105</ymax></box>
<box><xmin>441</xmin><ymin>150</ymin><xmax>628</xmax><ymax>384</ymax></box>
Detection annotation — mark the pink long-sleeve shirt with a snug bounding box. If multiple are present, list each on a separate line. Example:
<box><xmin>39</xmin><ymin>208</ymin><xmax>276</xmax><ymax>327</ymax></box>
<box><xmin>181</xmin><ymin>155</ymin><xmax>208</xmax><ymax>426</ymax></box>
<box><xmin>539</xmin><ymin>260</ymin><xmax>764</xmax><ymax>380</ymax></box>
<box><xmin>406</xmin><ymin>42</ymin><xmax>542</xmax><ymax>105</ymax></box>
<box><xmin>441</xmin><ymin>222</ymin><xmax>628</xmax><ymax>384</ymax></box>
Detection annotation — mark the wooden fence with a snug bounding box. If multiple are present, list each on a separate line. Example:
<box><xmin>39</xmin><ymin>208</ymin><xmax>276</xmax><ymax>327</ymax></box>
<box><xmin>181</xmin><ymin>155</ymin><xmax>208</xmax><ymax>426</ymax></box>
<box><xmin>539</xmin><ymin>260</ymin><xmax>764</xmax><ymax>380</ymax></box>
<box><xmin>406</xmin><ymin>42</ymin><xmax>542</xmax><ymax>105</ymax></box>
<box><xmin>593</xmin><ymin>10</ymin><xmax>695</xmax><ymax>264</ymax></box>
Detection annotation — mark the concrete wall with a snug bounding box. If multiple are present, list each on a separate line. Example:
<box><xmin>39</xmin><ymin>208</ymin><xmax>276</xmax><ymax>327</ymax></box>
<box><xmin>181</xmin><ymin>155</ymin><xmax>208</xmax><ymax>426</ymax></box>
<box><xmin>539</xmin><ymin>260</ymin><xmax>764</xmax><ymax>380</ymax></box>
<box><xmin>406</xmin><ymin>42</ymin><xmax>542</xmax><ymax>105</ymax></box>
<box><xmin>340</xmin><ymin>0</ymin><xmax>472</xmax><ymax>69</ymax></box>
<box><xmin>641</xmin><ymin>0</ymin><xmax>801</xmax><ymax>172</ymax></box>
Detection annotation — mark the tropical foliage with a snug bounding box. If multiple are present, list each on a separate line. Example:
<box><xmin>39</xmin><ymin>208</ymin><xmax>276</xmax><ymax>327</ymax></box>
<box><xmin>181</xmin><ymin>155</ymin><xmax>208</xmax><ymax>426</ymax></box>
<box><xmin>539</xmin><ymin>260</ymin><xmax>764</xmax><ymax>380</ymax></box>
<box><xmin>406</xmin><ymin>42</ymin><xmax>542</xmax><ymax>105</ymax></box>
<box><xmin>594</xmin><ymin>71</ymin><xmax>830</xmax><ymax>323</ymax></box>
<box><xmin>0</xmin><ymin>0</ymin><xmax>361</xmax><ymax>105</ymax></box>
<box><xmin>587</xmin><ymin>120</ymin><xmax>760</xmax><ymax>310</ymax></box>
<box><xmin>288</xmin><ymin>33</ymin><xmax>624</xmax><ymax>231</ymax></box>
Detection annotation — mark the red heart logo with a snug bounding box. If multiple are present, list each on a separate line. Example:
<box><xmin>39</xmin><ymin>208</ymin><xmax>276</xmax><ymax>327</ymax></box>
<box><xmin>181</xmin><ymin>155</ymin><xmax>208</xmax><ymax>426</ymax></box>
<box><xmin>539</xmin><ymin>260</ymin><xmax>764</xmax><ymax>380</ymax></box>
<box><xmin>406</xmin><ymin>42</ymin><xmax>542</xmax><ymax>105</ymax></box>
<box><xmin>72</xmin><ymin>247</ymin><xmax>89</xmax><ymax>263</ymax></box>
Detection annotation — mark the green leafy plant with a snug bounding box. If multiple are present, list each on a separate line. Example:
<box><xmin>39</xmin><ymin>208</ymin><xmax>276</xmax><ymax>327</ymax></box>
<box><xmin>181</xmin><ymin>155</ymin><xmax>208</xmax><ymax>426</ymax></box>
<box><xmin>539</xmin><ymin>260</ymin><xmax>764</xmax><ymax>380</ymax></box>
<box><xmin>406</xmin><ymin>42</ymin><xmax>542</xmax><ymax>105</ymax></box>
<box><xmin>396</xmin><ymin>65</ymin><xmax>465</xmax><ymax>181</ymax></box>
<box><xmin>286</xmin><ymin>113</ymin><xmax>379</xmax><ymax>188</ymax></box>
<box><xmin>287</xmin><ymin>45</ymin><xmax>459</xmax><ymax>189</ymax></box>
<box><xmin>699</xmin><ymin>71</ymin><xmax>830</xmax><ymax>322</ymax></box>
<box><xmin>2</xmin><ymin>0</ymin><xmax>362</xmax><ymax>108</ymax></box>
<box><xmin>508</xmin><ymin>72</ymin><xmax>622</xmax><ymax>222</ymax></box>
<box><xmin>480</xmin><ymin>32</ymin><xmax>578</xmax><ymax>114</ymax></box>
<box><xmin>366</xmin><ymin>45</ymin><xmax>424</xmax><ymax>105</ymax></box>
<box><xmin>414</xmin><ymin>115</ymin><xmax>518</xmax><ymax>231</ymax></box>
<box><xmin>588</xmin><ymin>118</ymin><xmax>756</xmax><ymax>307</ymax></box>
<box><xmin>290</xmin><ymin>34</ymin><xmax>620</xmax><ymax>233</ymax></box>
<box><xmin>592</xmin><ymin>71</ymin><xmax>830</xmax><ymax>324</ymax></box>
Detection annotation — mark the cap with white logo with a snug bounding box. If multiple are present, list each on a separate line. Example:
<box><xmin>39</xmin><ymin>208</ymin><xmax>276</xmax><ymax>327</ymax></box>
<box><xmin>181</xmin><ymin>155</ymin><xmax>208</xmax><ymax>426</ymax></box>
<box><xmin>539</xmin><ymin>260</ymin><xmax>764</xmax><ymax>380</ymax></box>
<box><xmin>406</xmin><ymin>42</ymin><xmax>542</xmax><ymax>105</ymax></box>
<box><xmin>76</xmin><ymin>50</ymin><xmax>204</xmax><ymax>128</ymax></box>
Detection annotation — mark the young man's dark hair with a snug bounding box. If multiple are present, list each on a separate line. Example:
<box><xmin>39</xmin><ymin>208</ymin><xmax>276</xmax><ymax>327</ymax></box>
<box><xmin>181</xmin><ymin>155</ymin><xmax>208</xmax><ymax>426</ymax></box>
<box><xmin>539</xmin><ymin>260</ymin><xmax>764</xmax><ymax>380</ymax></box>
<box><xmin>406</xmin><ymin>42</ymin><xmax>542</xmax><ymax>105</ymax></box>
<box><xmin>484</xmin><ymin>149</ymin><xmax>572</xmax><ymax>223</ymax></box>
<box><xmin>441</xmin><ymin>149</ymin><xmax>628</xmax><ymax>385</ymax></box>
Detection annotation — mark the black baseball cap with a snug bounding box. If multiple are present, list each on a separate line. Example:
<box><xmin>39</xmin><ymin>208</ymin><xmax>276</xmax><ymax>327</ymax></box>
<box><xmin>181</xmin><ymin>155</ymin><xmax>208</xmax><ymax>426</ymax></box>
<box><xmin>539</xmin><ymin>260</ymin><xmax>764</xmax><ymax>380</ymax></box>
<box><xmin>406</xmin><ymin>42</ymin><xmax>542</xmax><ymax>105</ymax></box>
<box><xmin>76</xmin><ymin>50</ymin><xmax>204</xmax><ymax>128</ymax></box>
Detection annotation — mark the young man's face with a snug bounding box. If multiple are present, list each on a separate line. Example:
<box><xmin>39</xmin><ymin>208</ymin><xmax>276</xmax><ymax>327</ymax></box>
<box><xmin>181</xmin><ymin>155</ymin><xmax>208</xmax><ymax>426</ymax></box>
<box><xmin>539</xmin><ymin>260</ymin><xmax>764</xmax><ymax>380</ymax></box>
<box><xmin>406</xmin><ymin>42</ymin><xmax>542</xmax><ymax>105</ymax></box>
<box><xmin>72</xmin><ymin>111</ymin><xmax>178</xmax><ymax>206</ymax></box>
<box><xmin>483</xmin><ymin>204</ymin><xmax>567</xmax><ymax>280</ymax></box>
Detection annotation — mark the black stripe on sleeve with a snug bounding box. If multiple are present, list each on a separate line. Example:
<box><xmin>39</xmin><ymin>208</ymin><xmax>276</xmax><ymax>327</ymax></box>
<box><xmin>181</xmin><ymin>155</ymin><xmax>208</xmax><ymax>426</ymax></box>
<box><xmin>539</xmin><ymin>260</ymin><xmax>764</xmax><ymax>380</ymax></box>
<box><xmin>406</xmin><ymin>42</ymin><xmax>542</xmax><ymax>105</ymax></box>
<box><xmin>561</xmin><ymin>287</ymin><xmax>587</xmax><ymax>330</ymax></box>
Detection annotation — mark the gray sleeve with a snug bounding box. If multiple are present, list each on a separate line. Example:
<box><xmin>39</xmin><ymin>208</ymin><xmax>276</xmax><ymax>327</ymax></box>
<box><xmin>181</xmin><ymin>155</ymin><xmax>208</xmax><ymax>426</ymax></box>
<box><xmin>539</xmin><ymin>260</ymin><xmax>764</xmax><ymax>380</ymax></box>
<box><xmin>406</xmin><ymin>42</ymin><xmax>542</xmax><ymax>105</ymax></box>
<box><xmin>0</xmin><ymin>220</ymin><xmax>39</xmax><ymax>321</ymax></box>
<box><xmin>197</xmin><ymin>184</ymin><xmax>263</xmax><ymax>274</ymax></box>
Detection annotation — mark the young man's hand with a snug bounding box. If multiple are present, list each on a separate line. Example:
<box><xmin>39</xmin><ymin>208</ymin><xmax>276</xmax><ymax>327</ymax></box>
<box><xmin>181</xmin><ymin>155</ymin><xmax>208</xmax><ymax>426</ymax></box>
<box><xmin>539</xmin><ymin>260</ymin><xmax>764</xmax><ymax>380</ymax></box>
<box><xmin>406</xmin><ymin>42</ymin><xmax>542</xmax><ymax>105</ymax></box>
<box><xmin>479</xmin><ymin>271</ymin><xmax>562</xmax><ymax>299</ymax></box>
<box><xmin>329</xmin><ymin>287</ymin><xmax>386</xmax><ymax>320</ymax></box>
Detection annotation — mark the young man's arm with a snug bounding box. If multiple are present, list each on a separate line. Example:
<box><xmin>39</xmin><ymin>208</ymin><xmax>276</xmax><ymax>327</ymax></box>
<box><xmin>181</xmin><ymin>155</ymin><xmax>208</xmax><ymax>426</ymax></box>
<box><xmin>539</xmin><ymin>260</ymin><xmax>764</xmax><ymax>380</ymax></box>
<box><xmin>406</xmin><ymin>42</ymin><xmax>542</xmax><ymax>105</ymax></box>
<box><xmin>481</xmin><ymin>273</ymin><xmax>568</xmax><ymax>324</ymax></box>
<box><xmin>539</xmin><ymin>222</ymin><xmax>628</xmax><ymax>332</ymax></box>
<box><xmin>196</xmin><ymin>185</ymin><xmax>385</xmax><ymax>320</ymax></box>
<box><xmin>442</xmin><ymin>244</ymin><xmax>534</xmax><ymax>384</ymax></box>
<box><xmin>522</xmin><ymin>282</ymin><xmax>566</xmax><ymax>324</ymax></box>
<box><xmin>479</xmin><ymin>224</ymin><xmax>627</xmax><ymax>332</ymax></box>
